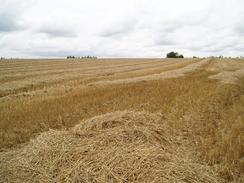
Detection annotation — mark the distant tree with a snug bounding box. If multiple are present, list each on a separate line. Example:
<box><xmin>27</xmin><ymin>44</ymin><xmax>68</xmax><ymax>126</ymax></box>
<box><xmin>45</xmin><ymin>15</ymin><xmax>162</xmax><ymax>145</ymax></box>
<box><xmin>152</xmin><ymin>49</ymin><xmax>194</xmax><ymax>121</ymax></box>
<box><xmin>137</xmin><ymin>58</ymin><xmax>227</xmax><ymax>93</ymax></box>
<box><xmin>167</xmin><ymin>52</ymin><xmax>178</xmax><ymax>58</ymax></box>
<box><xmin>67</xmin><ymin>55</ymin><xmax>97</xmax><ymax>60</ymax></box>
<box><xmin>67</xmin><ymin>56</ymin><xmax>75</xmax><ymax>59</ymax></box>
<box><xmin>166</xmin><ymin>51</ymin><xmax>184</xmax><ymax>58</ymax></box>
<box><xmin>178</xmin><ymin>55</ymin><xmax>184</xmax><ymax>58</ymax></box>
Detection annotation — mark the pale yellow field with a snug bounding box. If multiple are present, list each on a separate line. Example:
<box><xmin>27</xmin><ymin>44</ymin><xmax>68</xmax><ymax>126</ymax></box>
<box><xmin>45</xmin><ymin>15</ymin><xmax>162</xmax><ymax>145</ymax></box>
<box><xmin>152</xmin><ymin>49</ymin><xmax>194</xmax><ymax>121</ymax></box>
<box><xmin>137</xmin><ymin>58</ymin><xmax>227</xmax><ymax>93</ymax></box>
<box><xmin>0</xmin><ymin>59</ymin><xmax>193</xmax><ymax>99</ymax></box>
<box><xmin>0</xmin><ymin>58</ymin><xmax>244</xmax><ymax>182</ymax></box>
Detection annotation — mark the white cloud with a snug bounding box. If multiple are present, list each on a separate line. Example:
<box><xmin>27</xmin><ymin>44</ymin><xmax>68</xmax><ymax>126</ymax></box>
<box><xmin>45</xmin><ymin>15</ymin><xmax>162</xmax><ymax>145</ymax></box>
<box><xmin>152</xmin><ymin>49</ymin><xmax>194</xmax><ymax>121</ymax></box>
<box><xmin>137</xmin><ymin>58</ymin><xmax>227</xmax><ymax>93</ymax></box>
<box><xmin>0</xmin><ymin>0</ymin><xmax>243</xmax><ymax>57</ymax></box>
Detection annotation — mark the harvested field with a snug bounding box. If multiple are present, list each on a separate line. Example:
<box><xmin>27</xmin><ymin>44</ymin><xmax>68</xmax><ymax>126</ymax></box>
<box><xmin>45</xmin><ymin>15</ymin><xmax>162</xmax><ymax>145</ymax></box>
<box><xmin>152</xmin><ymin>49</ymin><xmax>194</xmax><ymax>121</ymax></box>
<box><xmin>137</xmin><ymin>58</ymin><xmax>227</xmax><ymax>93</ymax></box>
<box><xmin>0</xmin><ymin>58</ymin><xmax>244</xmax><ymax>182</ymax></box>
<box><xmin>0</xmin><ymin>59</ymin><xmax>192</xmax><ymax>98</ymax></box>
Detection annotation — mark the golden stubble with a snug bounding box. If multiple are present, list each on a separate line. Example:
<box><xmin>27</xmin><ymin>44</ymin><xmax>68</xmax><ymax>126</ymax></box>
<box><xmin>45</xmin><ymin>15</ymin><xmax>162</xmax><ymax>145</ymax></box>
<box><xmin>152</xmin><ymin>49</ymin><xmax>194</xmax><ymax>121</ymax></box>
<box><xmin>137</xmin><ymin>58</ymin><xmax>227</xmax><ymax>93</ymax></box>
<box><xmin>0</xmin><ymin>58</ymin><xmax>243</xmax><ymax>182</ymax></box>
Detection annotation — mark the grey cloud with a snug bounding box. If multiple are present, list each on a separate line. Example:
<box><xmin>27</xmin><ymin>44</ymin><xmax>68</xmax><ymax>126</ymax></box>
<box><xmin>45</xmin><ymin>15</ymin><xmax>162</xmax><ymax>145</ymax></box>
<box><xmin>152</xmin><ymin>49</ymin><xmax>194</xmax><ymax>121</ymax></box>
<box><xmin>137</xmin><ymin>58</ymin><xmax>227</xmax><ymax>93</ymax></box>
<box><xmin>100</xmin><ymin>18</ymin><xmax>138</xmax><ymax>38</ymax></box>
<box><xmin>236</xmin><ymin>46</ymin><xmax>244</xmax><ymax>52</ymax></box>
<box><xmin>152</xmin><ymin>12</ymin><xmax>211</xmax><ymax>48</ymax></box>
<box><xmin>0</xmin><ymin>0</ymin><xmax>244</xmax><ymax>58</ymax></box>
<box><xmin>38</xmin><ymin>27</ymin><xmax>77</xmax><ymax>38</ymax></box>
<box><xmin>201</xmin><ymin>41</ymin><xmax>240</xmax><ymax>54</ymax></box>
<box><xmin>159</xmin><ymin>11</ymin><xmax>210</xmax><ymax>33</ymax></box>
<box><xmin>154</xmin><ymin>36</ymin><xmax>176</xmax><ymax>46</ymax></box>
<box><xmin>0</xmin><ymin>11</ymin><xmax>19</xmax><ymax>32</ymax></box>
<box><xmin>25</xmin><ymin>49</ymin><xmax>96</xmax><ymax>58</ymax></box>
<box><xmin>202</xmin><ymin>47</ymin><xmax>227</xmax><ymax>53</ymax></box>
<box><xmin>235</xmin><ymin>24</ymin><xmax>244</xmax><ymax>36</ymax></box>
<box><xmin>0</xmin><ymin>0</ymin><xmax>32</xmax><ymax>32</ymax></box>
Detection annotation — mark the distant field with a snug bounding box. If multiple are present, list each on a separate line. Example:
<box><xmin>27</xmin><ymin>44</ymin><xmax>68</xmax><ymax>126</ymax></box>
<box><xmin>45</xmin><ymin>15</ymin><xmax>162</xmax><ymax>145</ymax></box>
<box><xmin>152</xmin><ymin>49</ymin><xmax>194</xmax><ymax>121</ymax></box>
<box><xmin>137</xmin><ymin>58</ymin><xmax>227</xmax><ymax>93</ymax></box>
<box><xmin>0</xmin><ymin>59</ymin><xmax>193</xmax><ymax>98</ymax></box>
<box><xmin>0</xmin><ymin>58</ymin><xmax>244</xmax><ymax>182</ymax></box>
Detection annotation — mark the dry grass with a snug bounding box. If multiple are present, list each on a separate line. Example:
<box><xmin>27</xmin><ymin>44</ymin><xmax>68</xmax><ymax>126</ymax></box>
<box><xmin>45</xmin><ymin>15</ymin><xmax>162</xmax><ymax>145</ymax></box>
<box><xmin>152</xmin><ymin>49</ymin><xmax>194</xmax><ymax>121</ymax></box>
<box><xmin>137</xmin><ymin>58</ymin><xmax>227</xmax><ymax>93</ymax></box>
<box><xmin>0</xmin><ymin>111</ymin><xmax>222</xmax><ymax>183</ymax></box>
<box><xmin>209</xmin><ymin>68</ymin><xmax>244</xmax><ymax>84</ymax></box>
<box><xmin>207</xmin><ymin>59</ymin><xmax>244</xmax><ymax>84</ymax></box>
<box><xmin>0</xmin><ymin>58</ymin><xmax>244</xmax><ymax>182</ymax></box>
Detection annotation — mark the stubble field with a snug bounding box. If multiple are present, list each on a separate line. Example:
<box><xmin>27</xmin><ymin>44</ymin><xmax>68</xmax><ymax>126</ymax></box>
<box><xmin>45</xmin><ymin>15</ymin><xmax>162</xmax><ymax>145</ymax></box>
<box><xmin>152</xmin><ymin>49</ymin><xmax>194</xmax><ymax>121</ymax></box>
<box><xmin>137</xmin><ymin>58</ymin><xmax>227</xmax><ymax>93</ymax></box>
<box><xmin>0</xmin><ymin>58</ymin><xmax>244</xmax><ymax>182</ymax></box>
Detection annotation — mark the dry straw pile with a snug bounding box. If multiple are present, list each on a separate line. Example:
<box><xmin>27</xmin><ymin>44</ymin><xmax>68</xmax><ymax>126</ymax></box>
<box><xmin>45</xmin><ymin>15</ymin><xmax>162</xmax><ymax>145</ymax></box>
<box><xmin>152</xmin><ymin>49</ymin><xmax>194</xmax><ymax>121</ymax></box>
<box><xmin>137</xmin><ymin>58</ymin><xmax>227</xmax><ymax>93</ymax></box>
<box><xmin>1</xmin><ymin>111</ymin><xmax>222</xmax><ymax>183</ymax></box>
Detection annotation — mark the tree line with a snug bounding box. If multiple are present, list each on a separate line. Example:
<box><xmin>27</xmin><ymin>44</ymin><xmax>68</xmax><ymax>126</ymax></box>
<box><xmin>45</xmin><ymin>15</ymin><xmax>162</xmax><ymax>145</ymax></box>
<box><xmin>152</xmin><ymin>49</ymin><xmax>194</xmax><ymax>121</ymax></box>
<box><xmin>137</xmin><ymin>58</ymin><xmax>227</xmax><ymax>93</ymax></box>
<box><xmin>67</xmin><ymin>56</ymin><xmax>97</xmax><ymax>59</ymax></box>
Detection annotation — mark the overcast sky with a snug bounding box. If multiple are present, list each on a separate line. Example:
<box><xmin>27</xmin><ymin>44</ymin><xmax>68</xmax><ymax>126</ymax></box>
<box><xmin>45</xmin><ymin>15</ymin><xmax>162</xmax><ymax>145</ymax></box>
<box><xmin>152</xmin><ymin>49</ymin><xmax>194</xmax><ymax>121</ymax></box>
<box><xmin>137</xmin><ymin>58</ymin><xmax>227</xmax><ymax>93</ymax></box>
<box><xmin>0</xmin><ymin>0</ymin><xmax>244</xmax><ymax>58</ymax></box>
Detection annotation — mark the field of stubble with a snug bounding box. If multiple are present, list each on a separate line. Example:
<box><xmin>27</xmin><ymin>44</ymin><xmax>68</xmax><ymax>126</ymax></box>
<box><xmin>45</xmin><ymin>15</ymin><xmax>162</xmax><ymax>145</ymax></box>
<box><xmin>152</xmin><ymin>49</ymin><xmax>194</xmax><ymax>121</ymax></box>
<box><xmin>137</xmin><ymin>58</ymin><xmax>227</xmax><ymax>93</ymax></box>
<box><xmin>0</xmin><ymin>58</ymin><xmax>244</xmax><ymax>182</ymax></box>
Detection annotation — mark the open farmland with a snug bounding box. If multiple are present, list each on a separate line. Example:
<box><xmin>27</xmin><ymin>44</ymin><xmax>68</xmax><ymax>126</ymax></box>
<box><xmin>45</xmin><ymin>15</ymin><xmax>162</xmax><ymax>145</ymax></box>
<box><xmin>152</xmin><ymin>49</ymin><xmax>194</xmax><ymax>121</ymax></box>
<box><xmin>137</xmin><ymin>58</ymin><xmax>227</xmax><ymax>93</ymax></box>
<box><xmin>0</xmin><ymin>58</ymin><xmax>244</xmax><ymax>182</ymax></box>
